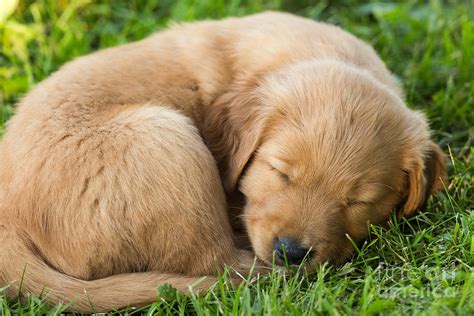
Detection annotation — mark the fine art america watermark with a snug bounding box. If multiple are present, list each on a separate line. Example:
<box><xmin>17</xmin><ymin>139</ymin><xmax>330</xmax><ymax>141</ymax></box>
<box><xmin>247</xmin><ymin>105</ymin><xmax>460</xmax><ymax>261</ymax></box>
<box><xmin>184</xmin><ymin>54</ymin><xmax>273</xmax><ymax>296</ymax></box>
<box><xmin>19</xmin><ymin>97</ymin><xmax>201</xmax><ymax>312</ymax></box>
<box><xmin>379</xmin><ymin>285</ymin><xmax>458</xmax><ymax>299</ymax></box>
<box><xmin>374</xmin><ymin>264</ymin><xmax>464</xmax><ymax>299</ymax></box>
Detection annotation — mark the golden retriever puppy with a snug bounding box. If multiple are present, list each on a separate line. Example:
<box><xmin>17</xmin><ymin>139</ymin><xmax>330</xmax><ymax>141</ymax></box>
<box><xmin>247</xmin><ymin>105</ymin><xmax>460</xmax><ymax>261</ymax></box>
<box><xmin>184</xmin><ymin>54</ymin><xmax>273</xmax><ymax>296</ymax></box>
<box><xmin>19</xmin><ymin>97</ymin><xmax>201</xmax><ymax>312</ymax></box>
<box><xmin>0</xmin><ymin>12</ymin><xmax>446</xmax><ymax>312</ymax></box>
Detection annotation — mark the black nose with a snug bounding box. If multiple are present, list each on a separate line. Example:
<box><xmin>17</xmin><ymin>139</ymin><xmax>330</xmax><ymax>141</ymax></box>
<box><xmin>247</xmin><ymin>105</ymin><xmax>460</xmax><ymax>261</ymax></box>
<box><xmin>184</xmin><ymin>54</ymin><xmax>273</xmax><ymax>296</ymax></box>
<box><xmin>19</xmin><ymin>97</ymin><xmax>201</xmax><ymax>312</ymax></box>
<box><xmin>274</xmin><ymin>237</ymin><xmax>311</xmax><ymax>265</ymax></box>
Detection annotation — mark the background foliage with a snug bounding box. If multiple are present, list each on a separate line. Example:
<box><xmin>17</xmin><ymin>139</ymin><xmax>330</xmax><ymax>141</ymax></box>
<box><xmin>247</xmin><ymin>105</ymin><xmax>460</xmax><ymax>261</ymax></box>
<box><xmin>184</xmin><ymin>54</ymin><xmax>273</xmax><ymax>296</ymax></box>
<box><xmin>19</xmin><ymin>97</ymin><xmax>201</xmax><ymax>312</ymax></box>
<box><xmin>1</xmin><ymin>0</ymin><xmax>473</xmax><ymax>314</ymax></box>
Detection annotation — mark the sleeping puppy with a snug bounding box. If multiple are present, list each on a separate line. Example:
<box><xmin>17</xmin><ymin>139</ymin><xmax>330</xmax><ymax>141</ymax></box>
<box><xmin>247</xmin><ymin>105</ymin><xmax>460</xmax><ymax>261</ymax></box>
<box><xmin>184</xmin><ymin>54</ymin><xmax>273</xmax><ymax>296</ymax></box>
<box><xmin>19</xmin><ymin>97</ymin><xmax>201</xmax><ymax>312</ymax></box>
<box><xmin>0</xmin><ymin>12</ymin><xmax>446</xmax><ymax>311</ymax></box>
<box><xmin>223</xmin><ymin>61</ymin><xmax>447</xmax><ymax>266</ymax></box>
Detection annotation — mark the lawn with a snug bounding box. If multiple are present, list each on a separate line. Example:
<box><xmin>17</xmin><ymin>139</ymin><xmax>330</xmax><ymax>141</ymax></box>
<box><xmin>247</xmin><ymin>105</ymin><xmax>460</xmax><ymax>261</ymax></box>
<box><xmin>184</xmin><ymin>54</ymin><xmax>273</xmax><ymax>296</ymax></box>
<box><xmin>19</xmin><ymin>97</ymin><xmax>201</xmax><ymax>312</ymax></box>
<box><xmin>1</xmin><ymin>0</ymin><xmax>473</xmax><ymax>314</ymax></box>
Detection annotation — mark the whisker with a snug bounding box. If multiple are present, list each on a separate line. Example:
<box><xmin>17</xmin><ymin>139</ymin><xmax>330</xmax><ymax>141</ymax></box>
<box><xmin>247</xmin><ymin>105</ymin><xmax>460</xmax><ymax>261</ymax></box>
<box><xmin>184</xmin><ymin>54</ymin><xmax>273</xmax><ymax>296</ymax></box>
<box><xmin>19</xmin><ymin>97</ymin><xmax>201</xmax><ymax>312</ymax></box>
<box><xmin>235</xmin><ymin>213</ymin><xmax>248</xmax><ymax>220</ymax></box>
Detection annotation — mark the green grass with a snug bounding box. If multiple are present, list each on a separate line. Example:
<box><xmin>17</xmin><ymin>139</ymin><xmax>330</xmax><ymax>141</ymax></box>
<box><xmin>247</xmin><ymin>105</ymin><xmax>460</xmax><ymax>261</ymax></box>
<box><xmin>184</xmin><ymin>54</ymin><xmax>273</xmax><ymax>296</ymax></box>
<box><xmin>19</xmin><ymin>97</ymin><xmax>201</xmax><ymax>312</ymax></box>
<box><xmin>1</xmin><ymin>0</ymin><xmax>473</xmax><ymax>314</ymax></box>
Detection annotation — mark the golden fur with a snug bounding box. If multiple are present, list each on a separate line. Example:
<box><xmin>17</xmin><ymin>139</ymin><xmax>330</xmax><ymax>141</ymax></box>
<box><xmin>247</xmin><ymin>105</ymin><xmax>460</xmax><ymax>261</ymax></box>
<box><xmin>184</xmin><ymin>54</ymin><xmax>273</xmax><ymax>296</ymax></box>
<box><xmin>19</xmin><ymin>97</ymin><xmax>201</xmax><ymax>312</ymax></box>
<box><xmin>0</xmin><ymin>12</ymin><xmax>447</xmax><ymax>312</ymax></box>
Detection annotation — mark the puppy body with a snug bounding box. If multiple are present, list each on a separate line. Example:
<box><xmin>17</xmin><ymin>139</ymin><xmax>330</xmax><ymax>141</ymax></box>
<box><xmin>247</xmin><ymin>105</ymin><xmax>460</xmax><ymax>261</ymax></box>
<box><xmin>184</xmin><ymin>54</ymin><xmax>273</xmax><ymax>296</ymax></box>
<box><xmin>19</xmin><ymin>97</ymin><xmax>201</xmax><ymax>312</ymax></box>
<box><xmin>0</xmin><ymin>12</ymin><xmax>446</xmax><ymax>311</ymax></box>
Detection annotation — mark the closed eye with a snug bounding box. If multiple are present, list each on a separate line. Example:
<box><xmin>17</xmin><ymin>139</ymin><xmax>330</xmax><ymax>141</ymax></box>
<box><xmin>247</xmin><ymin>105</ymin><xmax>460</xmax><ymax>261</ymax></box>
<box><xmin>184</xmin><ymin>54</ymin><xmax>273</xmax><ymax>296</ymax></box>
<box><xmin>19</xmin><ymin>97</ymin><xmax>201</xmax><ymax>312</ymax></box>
<box><xmin>269</xmin><ymin>166</ymin><xmax>290</xmax><ymax>183</ymax></box>
<box><xmin>344</xmin><ymin>199</ymin><xmax>370</xmax><ymax>207</ymax></box>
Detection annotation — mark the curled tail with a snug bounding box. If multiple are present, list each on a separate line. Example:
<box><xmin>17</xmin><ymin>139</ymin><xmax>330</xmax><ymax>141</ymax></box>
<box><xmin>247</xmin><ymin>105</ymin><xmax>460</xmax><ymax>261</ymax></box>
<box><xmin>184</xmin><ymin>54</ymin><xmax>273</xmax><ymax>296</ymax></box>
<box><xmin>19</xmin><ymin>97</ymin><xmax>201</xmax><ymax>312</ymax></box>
<box><xmin>0</xmin><ymin>226</ymin><xmax>217</xmax><ymax>312</ymax></box>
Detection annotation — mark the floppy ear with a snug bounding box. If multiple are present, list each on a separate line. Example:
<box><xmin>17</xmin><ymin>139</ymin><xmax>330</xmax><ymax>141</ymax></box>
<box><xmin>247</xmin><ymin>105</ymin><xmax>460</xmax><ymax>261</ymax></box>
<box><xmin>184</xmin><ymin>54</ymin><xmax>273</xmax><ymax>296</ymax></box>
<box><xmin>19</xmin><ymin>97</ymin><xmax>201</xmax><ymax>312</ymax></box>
<box><xmin>203</xmin><ymin>79</ymin><xmax>267</xmax><ymax>193</ymax></box>
<box><xmin>401</xmin><ymin>142</ymin><xmax>448</xmax><ymax>217</ymax></box>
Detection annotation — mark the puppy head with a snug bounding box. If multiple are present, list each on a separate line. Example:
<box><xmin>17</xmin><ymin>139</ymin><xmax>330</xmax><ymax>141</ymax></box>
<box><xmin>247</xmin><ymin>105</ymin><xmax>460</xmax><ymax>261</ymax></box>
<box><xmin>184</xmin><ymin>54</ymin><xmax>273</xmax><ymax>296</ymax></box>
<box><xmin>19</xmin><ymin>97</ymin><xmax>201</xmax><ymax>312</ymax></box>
<box><xmin>209</xmin><ymin>60</ymin><xmax>447</xmax><ymax>267</ymax></box>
